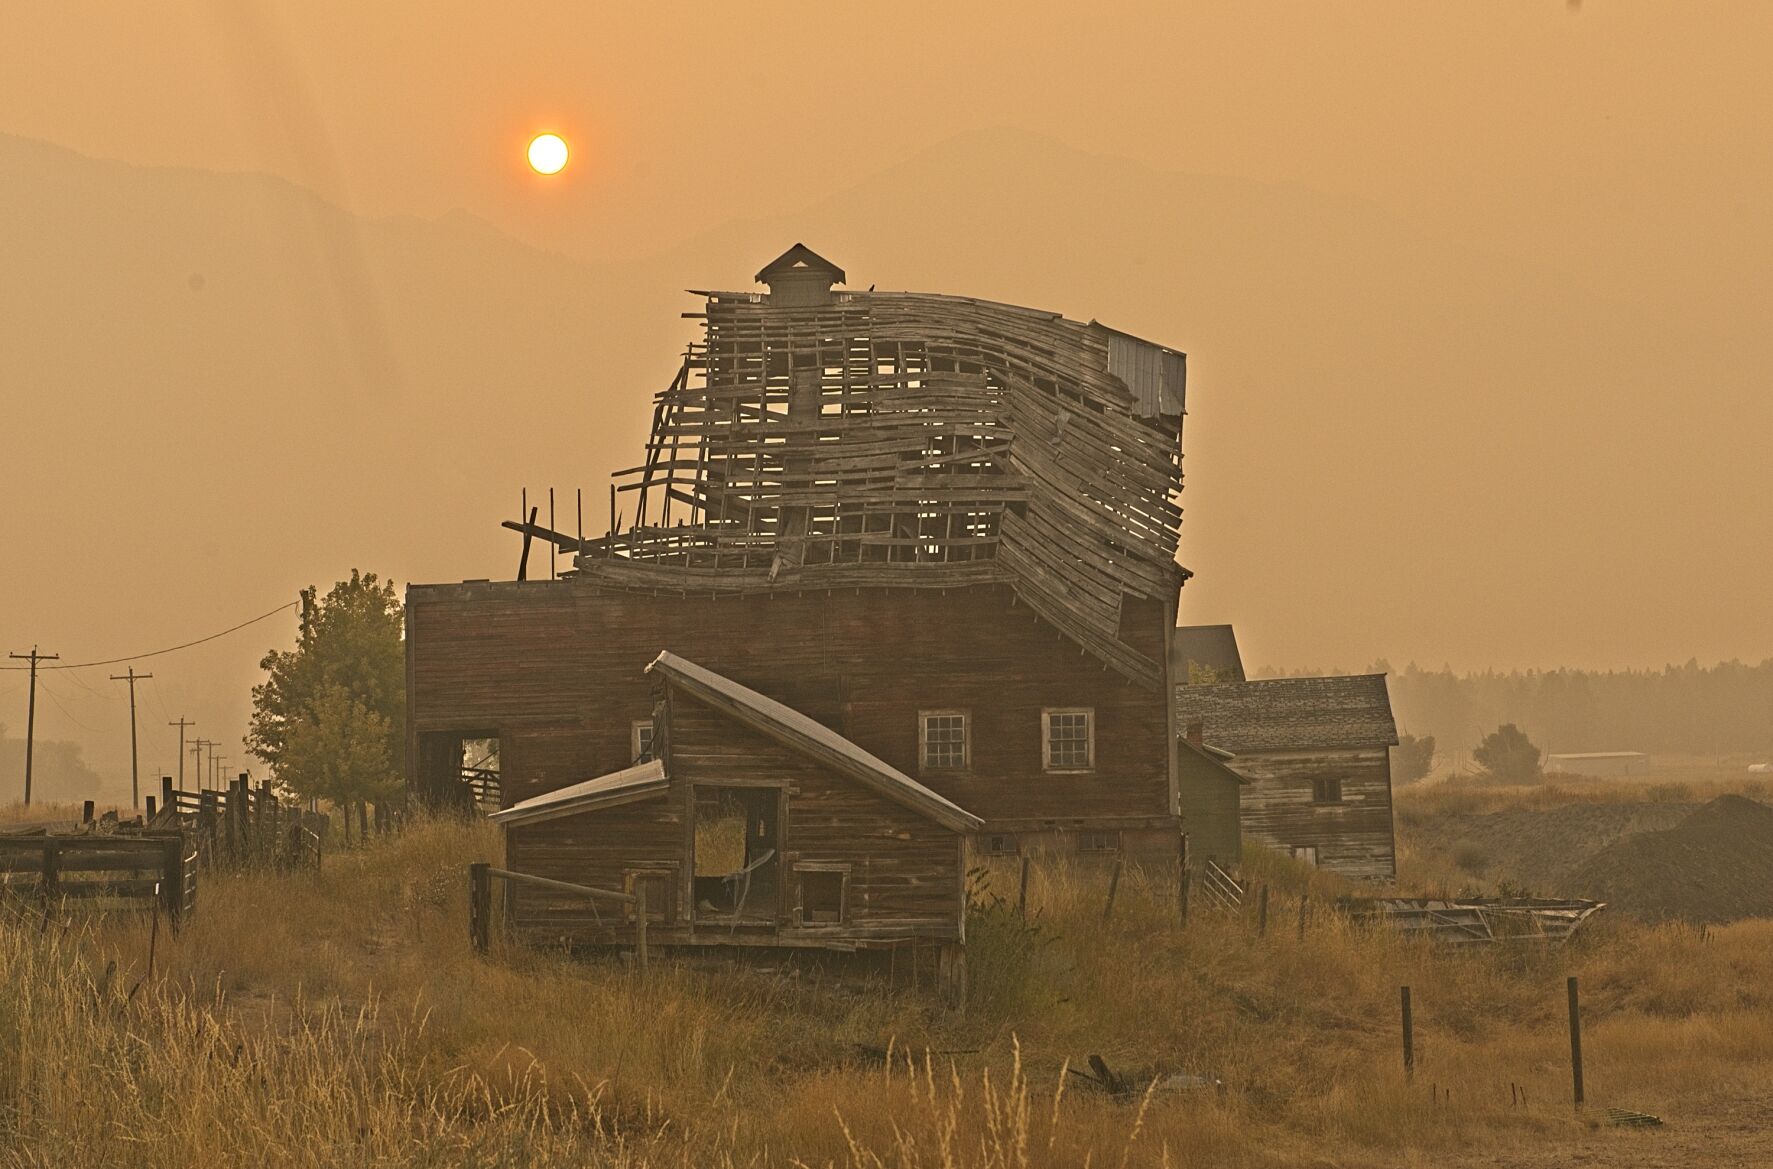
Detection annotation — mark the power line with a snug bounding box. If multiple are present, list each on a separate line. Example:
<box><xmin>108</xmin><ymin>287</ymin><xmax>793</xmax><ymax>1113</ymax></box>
<box><xmin>0</xmin><ymin>601</ymin><xmax>297</xmax><ymax>672</ymax></box>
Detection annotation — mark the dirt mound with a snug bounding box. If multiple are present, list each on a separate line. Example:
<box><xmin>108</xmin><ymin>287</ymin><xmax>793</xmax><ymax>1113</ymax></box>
<box><xmin>1400</xmin><ymin>801</ymin><xmax>1693</xmax><ymax>892</ymax></box>
<box><xmin>1570</xmin><ymin>795</ymin><xmax>1773</xmax><ymax>923</ymax></box>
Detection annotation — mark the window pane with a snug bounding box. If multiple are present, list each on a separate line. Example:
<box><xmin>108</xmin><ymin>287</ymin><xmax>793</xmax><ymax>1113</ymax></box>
<box><xmin>923</xmin><ymin>714</ymin><xmax>967</xmax><ymax>768</ymax></box>
<box><xmin>1047</xmin><ymin>711</ymin><xmax>1092</xmax><ymax>768</ymax></box>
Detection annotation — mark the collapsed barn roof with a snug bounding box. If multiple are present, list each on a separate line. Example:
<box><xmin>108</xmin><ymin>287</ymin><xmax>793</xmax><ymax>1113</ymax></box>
<box><xmin>528</xmin><ymin>245</ymin><xmax>1189</xmax><ymax>688</ymax></box>
<box><xmin>1173</xmin><ymin>674</ymin><xmax>1399</xmax><ymax>754</ymax></box>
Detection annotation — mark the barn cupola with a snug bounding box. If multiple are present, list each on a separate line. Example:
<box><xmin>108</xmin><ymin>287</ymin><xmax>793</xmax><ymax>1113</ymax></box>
<box><xmin>756</xmin><ymin>243</ymin><xmax>845</xmax><ymax>307</ymax></box>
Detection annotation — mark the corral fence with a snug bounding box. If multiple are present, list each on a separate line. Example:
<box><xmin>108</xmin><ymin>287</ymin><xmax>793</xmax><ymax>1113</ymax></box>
<box><xmin>146</xmin><ymin>775</ymin><xmax>324</xmax><ymax>874</ymax></box>
<box><xmin>0</xmin><ymin>829</ymin><xmax>196</xmax><ymax>925</ymax></box>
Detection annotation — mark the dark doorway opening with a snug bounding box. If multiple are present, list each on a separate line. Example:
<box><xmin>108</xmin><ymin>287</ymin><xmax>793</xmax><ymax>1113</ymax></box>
<box><xmin>692</xmin><ymin>786</ymin><xmax>780</xmax><ymax>922</ymax></box>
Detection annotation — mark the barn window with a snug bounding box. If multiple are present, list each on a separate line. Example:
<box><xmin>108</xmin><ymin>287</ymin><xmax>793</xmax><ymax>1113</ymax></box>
<box><xmin>920</xmin><ymin>711</ymin><xmax>969</xmax><ymax>770</ymax></box>
<box><xmin>986</xmin><ymin>834</ymin><xmax>1018</xmax><ymax>857</ymax></box>
<box><xmin>1079</xmin><ymin>830</ymin><xmax>1121</xmax><ymax>854</ymax></box>
<box><xmin>1312</xmin><ymin>777</ymin><xmax>1344</xmax><ymax>804</ymax></box>
<box><xmin>796</xmin><ymin>864</ymin><xmax>849</xmax><ymax>925</ymax></box>
<box><xmin>624</xmin><ymin>866</ymin><xmax>676</xmax><ymax>924</ymax></box>
<box><xmin>1291</xmin><ymin>845</ymin><xmax>1320</xmax><ymax>867</ymax></box>
<box><xmin>631</xmin><ymin>719</ymin><xmax>656</xmax><ymax>764</ymax></box>
<box><xmin>1042</xmin><ymin>708</ymin><xmax>1095</xmax><ymax>771</ymax></box>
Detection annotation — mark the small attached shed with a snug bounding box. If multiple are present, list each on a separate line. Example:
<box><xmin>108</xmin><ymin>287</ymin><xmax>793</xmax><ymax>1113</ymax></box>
<box><xmin>1174</xmin><ymin>725</ymin><xmax>1249</xmax><ymax>866</ymax></box>
<box><xmin>491</xmin><ymin>651</ymin><xmax>983</xmax><ymax>968</ymax></box>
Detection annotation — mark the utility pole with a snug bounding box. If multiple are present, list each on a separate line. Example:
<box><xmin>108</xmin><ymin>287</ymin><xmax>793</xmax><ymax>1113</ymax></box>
<box><xmin>110</xmin><ymin>667</ymin><xmax>153</xmax><ymax>810</ymax></box>
<box><xmin>8</xmin><ymin>646</ymin><xmax>60</xmax><ymax>806</ymax></box>
<box><xmin>168</xmin><ymin>718</ymin><xmax>195</xmax><ymax>793</ymax></box>
<box><xmin>191</xmin><ymin>739</ymin><xmax>213</xmax><ymax>792</ymax></box>
<box><xmin>211</xmin><ymin>753</ymin><xmax>228</xmax><ymax>789</ymax></box>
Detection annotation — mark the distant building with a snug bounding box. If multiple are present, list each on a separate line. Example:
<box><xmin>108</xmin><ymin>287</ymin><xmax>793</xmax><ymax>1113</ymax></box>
<box><xmin>1171</xmin><ymin>624</ymin><xmax>1245</xmax><ymax>684</ymax></box>
<box><xmin>1174</xmin><ymin>674</ymin><xmax>1400</xmax><ymax>880</ymax></box>
<box><xmin>1547</xmin><ymin>752</ymin><xmax>1651</xmax><ymax>778</ymax></box>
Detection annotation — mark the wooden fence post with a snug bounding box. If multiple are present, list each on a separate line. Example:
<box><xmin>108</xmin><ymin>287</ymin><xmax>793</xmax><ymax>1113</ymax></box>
<box><xmin>634</xmin><ymin>884</ymin><xmax>649</xmax><ymax>976</ymax></box>
<box><xmin>1177</xmin><ymin>833</ymin><xmax>1190</xmax><ymax>925</ymax></box>
<box><xmin>161</xmin><ymin>775</ymin><xmax>174</xmax><ymax>812</ymax></box>
<box><xmin>82</xmin><ymin>801</ymin><xmax>95</xmax><ymax>825</ymax></box>
<box><xmin>162</xmin><ymin>836</ymin><xmax>185</xmax><ymax>925</ymax></box>
<box><xmin>1298</xmin><ymin>895</ymin><xmax>1309</xmax><ymax>941</ymax></box>
<box><xmin>145</xmin><ymin>795</ymin><xmax>157</xmax><ymax>819</ymax></box>
<box><xmin>1401</xmin><ymin>985</ymin><xmax>1414</xmax><ymax>1080</ymax></box>
<box><xmin>469</xmin><ymin>863</ymin><xmax>491</xmax><ymax>954</ymax></box>
<box><xmin>1567</xmin><ymin>976</ymin><xmax>1584</xmax><ymax>1108</ymax></box>
<box><xmin>1017</xmin><ymin>856</ymin><xmax>1031</xmax><ymax>919</ymax></box>
<box><xmin>1257</xmin><ymin>883</ymin><xmax>1270</xmax><ymax>936</ymax></box>
<box><xmin>1103</xmin><ymin>859</ymin><xmax>1123</xmax><ymax>922</ymax></box>
<box><xmin>42</xmin><ymin>840</ymin><xmax>60</xmax><ymax>911</ymax></box>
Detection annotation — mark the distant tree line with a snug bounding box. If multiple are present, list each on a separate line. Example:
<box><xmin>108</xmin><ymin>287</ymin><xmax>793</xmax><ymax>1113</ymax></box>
<box><xmin>1260</xmin><ymin>659</ymin><xmax>1773</xmax><ymax>760</ymax></box>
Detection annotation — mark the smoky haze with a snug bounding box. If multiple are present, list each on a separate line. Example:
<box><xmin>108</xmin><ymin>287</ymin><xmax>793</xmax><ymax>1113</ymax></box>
<box><xmin>3</xmin><ymin>2</ymin><xmax>1771</xmax><ymax>795</ymax></box>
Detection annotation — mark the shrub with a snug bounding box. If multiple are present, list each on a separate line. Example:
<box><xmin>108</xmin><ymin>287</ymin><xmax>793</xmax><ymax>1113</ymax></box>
<box><xmin>1472</xmin><ymin>724</ymin><xmax>1543</xmax><ymax>783</ymax></box>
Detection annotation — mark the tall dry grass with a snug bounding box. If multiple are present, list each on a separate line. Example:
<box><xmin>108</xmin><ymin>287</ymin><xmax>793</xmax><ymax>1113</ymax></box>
<box><xmin>1</xmin><ymin>813</ymin><xmax>1769</xmax><ymax>1167</ymax></box>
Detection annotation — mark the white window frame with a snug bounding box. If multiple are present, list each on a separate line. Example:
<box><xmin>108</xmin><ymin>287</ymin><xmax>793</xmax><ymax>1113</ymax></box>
<box><xmin>919</xmin><ymin>710</ymin><xmax>970</xmax><ymax>772</ymax></box>
<box><xmin>1041</xmin><ymin>707</ymin><xmax>1096</xmax><ymax>773</ymax></box>
<box><xmin>631</xmin><ymin>719</ymin><xmax>656</xmax><ymax>764</ymax></box>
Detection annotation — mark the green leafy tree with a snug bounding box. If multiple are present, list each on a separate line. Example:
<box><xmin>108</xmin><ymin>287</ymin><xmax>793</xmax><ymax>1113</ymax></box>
<box><xmin>1391</xmin><ymin>733</ymin><xmax>1437</xmax><ymax>784</ymax></box>
<box><xmin>1473</xmin><ymin>723</ymin><xmax>1542</xmax><ymax>783</ymax></box>
<box><xmin>248</xmin><ymin>571</ymin><xmax>404</xmax><ymax>814</ymax></box>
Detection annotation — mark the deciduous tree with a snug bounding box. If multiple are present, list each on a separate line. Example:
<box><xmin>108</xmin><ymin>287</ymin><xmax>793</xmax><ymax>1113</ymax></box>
<box><xmin>248</xmin><ymin>571</ymin><xmax>404</xmax><ymax>818</ymax></box>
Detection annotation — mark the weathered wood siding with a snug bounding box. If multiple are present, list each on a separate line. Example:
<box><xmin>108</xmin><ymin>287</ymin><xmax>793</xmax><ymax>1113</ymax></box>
<box><xmin>1175</xmin><ymin>752</ymin><xmax>1242</xmax><ymax>865</ymax></box>
<box><xmin>1227</xmin><ymin>747</ymin><xmax>1395</xmax><ymax>880</ymax></box>
<box><xmin>505</xmin><ymin>679</ymin><xmax>965</xmax><ymax>948</ymax></box>
<box><xmin>409</xmin><ymin>581</ymin><xmax>1172</xmax><ymax>842</ymax></box>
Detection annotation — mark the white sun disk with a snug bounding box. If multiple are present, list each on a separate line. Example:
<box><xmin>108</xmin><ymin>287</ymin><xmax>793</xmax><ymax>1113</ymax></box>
<box><xmin>527</xmin><ymin>133</ymin><xmax>568</xmax><ymax>175</ymax></box>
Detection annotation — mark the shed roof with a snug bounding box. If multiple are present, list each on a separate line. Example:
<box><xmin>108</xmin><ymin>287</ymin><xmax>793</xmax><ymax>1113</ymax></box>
<box><xmin>1179</xmin><ymin>739</ymin><xmax>1252</xmax><ymax>785</ymax></box>
<box><xmin>1171</xmin><ymin>624</ymin><xmax>1244</xmax><ymax>684</ymax></box>
<box><xmin>489</xmin><ymin>759</ymin><xmax>669</xmax><ymax>828</ymax></box>
<box><xmin>1173</xmin><ymin>674</ymin><xmax>1398</xmax><ymax>753</ymax></box>
<box><xmin>647</xmin><ymin>652</ymin><xmax>984</xmax><ymax>833</ymax></box>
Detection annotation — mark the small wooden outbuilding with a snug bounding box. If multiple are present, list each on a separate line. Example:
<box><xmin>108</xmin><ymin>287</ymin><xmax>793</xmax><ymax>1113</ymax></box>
<box><xmin>490</xmin><ymin>652</ymin><xmax>983</xmax><ymax>973</ymax></box>
<box><xmin>1174</xmin><ymin>674</ymin><xmax>1399</xmax><ymax>880</ymax></box>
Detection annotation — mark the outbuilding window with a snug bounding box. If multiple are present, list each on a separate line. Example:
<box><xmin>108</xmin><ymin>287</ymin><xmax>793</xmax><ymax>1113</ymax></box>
<box><xmin>795</xmin><ymin>864</ymin><xmax>849</xmax><ymax>925</ymax></box>
<box><xmin>1079</xmin><ymin>830</ymin><xmax>1121</xmax><ymax>854</ymax></box>
<box><xmin>920</xmin><ymin>711</ymin><xmax>969</xmax><ymax>771</ymax></box>
<box><xmin>1042</xmin><ymin>708</ymin><xmax>1095</xmax><ymax>772</ymax></box>
<box><xmin>1312</xmin><ymin>777</ymin><xmax>1344</xmax><ymax>804</ymax></box>
<box><xmin>632</xmin><ymin>719</ymin><xmax>656</xmax><ymax>764</ymax></box>
<box><xmin>624</xmin><ymin>866</ymin><xmax>676</xmax><ymax>924</ymax></box>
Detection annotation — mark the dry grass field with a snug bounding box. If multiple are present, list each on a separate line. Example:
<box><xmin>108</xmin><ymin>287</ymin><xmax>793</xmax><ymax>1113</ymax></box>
<box><xmin>2</xmin><ymin>786</ymin><xmax>1771</xmax><ymax>1167</ymax></box>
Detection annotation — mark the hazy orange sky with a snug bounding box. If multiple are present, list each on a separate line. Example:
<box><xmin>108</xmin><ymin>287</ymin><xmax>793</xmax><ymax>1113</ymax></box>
<box><xmin>4</xmin><ymin>2</ymin><xmax>1772</xmax><ymax>791</ymax></box>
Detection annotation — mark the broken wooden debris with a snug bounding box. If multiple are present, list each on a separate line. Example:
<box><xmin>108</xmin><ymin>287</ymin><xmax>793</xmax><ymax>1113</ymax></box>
<box><xmin>1343</xmin><ymin>897</ymin><xmax>1606</xmax><ymax>946</ymax></box>
<box><xmin>1067</xmin><ymin>1054</ymin><xmax>1222</xmax><ymax>1097</ymax></box>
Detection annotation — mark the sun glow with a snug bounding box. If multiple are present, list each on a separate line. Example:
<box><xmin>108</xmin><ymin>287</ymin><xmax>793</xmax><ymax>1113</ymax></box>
<box><xmin>526</xmin><ymin>133</ymin><xmax>568</xmax><ymax>175</ymax></box>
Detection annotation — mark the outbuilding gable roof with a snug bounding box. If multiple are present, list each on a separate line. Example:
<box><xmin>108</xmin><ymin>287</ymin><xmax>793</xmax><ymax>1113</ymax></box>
<box><xmin>1173</xmin><ymin>674</ymin><xmax>1398</xmax><ymax>753</ymax></box>
<box><xmin>647</xmin><ymin>651</ymin><xmax>984</xmax><ymax>833</ymax></box>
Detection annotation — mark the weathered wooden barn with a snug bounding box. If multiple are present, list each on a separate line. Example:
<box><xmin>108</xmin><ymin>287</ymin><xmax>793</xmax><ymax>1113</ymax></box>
<box><xmin>407</xmin><ymin>244</ymin><xmax>1196</xmax><ymax>934</ymax></box>
<box><xmin>489</xmin><ymin>652</ymin><xmax>981</xmax><ymax>964</ymax></box>
<box><xmin>1172</xmin><ymin>675</ymin><xmax>1399</xmax><ymax>880</ymax></box>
